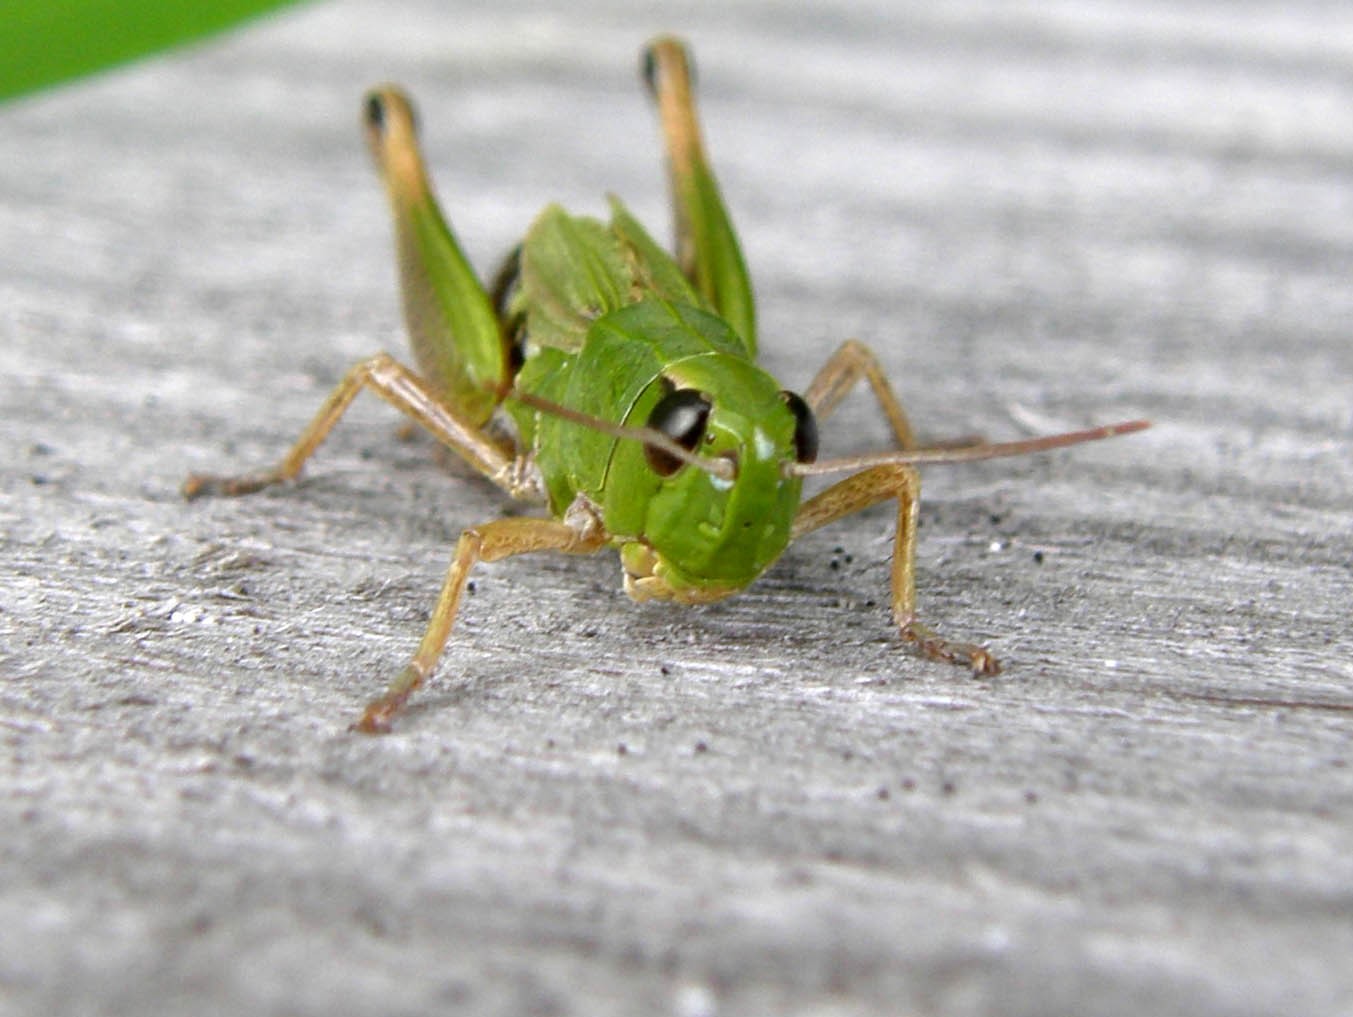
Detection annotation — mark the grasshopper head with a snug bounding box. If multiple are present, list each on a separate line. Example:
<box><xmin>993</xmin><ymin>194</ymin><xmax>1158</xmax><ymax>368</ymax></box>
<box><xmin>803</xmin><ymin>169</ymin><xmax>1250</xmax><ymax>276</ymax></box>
<box><xmin>610</xmin><ymin>354</ymin><xmax>818</xmax><ymax>604</ymax></box>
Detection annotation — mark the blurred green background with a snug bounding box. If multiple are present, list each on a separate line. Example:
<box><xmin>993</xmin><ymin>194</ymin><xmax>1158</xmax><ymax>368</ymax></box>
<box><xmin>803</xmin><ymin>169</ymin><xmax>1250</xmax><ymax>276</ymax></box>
<box><xmin>1</xmin><ymin>0</ymin><xmax>310</xmax><ymax>101</ymax></box>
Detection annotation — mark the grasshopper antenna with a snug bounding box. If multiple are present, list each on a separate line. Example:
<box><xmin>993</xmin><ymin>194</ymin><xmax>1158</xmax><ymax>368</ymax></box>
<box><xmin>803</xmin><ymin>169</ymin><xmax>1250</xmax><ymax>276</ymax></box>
<box><xmin>787</xmin><ymin>420</ymin><xmax>1150</xmax><ymax>477</ymax></box>
<box><xmin>506</xmin><ymin>388</ymin><xmax>737</xmax><ymax>480</ymax></box>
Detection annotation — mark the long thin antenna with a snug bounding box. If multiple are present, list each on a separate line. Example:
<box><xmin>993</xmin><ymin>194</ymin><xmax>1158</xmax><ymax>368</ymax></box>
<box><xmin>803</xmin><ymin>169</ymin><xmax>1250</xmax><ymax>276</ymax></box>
<box><xmin>506</xmin><ymin>388</ymin><xmax>736</xmax><ymax>480</ymax></box>
<box><xmin>788</xmin><ymin>419</ymin><xmax>1149</xmax><ymax>477</ymax></box>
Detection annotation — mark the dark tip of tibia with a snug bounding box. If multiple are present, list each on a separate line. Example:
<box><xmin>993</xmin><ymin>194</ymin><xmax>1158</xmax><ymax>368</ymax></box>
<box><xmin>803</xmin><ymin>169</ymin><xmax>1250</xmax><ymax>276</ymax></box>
<box><xmin>641</xmin><ymin>36</ymin><xmax>695</xmax><ymax>97</ymax></box>
<box><xmin>364</xmin><ymin>92</ymin><xmax>386</xmax><ymax>132</ymax></box>
<box><xmin>640</xmin><ymin>46</ymin><xmax>659</xmax><ymax>95</ymax></box>
<box><xmin>362</xmin><ymin>87</ymin><xmax>419</xmax><ymax>140</ymax></box>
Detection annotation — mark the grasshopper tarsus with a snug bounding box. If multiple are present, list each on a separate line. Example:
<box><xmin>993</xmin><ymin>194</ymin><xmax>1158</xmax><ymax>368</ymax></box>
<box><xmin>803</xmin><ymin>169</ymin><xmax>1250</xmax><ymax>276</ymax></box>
<box><xmin>903</xmin><ymin>621</ymin><xmax>1003</xmax><ymax>677</ymax></box>
<box><xmin>352</xmin><ymin>665</ymin><xmax>426</xmax><ymax>734</ymax></box>
<box><xmin>967</xmin><ymin>649</ymin><xmax>1002</xmax><ymax>678</ymax></box>
<box><xmin>181</xmin><ymin>470</ymin><xmax>284</xmax><ymax>501</ymax></box>
<box><xmin>350</xmin><ymin>703</ymin><xmax>396</xmax><ymax>735</ymax></box>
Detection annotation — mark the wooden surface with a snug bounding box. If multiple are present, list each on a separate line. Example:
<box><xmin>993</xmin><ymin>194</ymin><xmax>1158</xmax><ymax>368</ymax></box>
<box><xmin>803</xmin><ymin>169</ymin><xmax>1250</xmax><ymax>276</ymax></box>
<box><xmin>2</xmin><ymin>2</ymin><xmax>1351</xmax><ymax>1015</ymax></box>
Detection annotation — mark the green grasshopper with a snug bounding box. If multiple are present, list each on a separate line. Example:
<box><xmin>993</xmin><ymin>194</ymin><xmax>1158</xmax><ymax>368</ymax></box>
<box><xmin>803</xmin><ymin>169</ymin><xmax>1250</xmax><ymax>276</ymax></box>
<box><xmin>184</xmin><ymin>37</ymin><xmax>1147</xmax><ymax>733</ymax></box>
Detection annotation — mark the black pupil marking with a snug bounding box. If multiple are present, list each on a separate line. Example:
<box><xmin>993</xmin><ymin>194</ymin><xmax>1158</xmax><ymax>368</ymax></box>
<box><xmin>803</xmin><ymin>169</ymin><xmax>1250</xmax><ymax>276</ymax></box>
<box><xmin>781</xmin><ymin>390</ymin><xmax>819</xmax><ymax>464</ymax></box>
<box><xmin>645</xmin><ymin>387</ymin><xmax>712</xmax><ymax>476</ymax></box>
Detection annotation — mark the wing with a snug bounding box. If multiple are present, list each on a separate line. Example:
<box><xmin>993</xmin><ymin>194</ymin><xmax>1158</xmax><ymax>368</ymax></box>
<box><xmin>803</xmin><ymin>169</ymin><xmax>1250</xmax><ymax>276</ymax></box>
<box><xmin>512</xmin><ymin>200</ymin><xmax>707</xmax><ymax>353</ymax></box>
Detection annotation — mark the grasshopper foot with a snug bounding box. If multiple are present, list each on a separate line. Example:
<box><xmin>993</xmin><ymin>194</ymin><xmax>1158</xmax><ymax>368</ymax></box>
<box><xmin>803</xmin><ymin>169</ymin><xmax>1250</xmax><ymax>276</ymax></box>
<box><xmin>350</xmin><ymin>663</ymin><xmax>426</xmax><ymax>734</ymax></box>
<box><xmin>350</xmin><ymin>702</ymin><xmax>396</xmax><ymax>735</ymax></box>
<box><xmin>181</xmin><ymin>469</ymin><xmax>285</xmax><ymax>501</ymax></box>
<box><xmin>902</xmin><ymin>620</ymin><xmax>1002</xmax><ymax>677</ymax></box>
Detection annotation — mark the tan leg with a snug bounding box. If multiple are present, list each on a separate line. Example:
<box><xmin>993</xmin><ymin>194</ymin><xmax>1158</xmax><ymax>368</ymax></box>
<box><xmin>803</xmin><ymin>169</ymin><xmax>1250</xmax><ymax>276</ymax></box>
<box><xmin>792</xmin><ymin>463</ymin><xmax>1000</xmax><ymax>676</ymax></box>
<box><xmin>354</xmin><ymin>513</ymin><xmax>607</xmax><ymax>733</ymax></box>
<box><xmin>182</xmin><ymin>352</ymin><xmax>531</xmax><ymax>501</ymax></box>
<box><xmin>803</xmin><ymin>339</ymin><xmax>917</xmax><ymax>450</ymax></box>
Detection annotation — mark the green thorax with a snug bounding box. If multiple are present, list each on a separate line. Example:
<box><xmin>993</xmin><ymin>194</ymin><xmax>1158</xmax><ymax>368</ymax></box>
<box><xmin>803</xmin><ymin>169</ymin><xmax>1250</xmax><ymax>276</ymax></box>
<box><xmin>504</xmin><ymin>204</ymin><xmax>802</xmax><ymax>598</ymax></box>
<box><xmin>510</xmin><ymin>296</ymin><xmax>745</xmax><ymax>512</ymax></box>
<box><xmin>505</xmin><ymin>199</ymin><xmax>744</xmax><ymax>510</ymax></box>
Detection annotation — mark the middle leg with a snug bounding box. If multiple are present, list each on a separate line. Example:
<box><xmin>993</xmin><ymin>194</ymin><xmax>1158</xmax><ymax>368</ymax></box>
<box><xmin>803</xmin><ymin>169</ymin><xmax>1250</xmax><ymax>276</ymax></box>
<box><xmin>792</xmin><ymin>462</ymin><xmax>1001</xmax><ymax>675</ymax></box>
<box><xmin>803</xmin><ymin>338</ymin><xmax>917</xmax><ymax>450</ymax></box>
<box><xmin>183</xmin><ymin>352</ymin><xmax>535</xmax><ymax>502</ymax></box>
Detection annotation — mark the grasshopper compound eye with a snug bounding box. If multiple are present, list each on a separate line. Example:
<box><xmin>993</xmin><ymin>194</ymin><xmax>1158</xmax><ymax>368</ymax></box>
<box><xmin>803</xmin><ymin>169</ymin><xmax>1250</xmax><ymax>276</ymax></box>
<box><xmin>780</xmin><ymin>390</ymin><xmax>818</xmax><ymax>464</ymax></box>
<box><xmin>644</xmin><ymin>387</ymin><xmax>712</xmax><ymax>476</ymax></box>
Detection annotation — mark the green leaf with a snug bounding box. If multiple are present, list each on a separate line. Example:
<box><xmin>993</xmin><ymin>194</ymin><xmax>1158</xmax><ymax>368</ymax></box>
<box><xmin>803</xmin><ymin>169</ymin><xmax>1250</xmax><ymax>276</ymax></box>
<box><xmin>0</xmin><ymin>0</ymin><xmax>313</xmax><ymax>102</ymax></box>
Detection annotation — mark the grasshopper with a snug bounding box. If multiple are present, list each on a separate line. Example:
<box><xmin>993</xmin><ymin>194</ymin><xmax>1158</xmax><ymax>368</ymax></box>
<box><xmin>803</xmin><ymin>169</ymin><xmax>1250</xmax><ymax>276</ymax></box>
<box><xmin>184</xmin><ymin>37</ymin><xmax>1147</xmax><ymax>732</ymax></box>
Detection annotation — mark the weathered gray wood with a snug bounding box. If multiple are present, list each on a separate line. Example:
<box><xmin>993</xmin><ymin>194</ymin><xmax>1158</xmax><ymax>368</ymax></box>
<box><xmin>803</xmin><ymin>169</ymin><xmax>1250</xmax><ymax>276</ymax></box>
<box><xmin>2</xmin><ymin>2</ymin><xmax>1351</xmax><ymax>1015</ymax></box>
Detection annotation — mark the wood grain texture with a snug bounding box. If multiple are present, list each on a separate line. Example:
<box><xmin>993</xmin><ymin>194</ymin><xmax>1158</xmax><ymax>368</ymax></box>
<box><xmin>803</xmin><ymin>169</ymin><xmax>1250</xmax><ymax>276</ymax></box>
<box><xmin>2</xmin><ymin>2</ymin><xmax>1351</xmax><ymax>1015</ymax></box>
